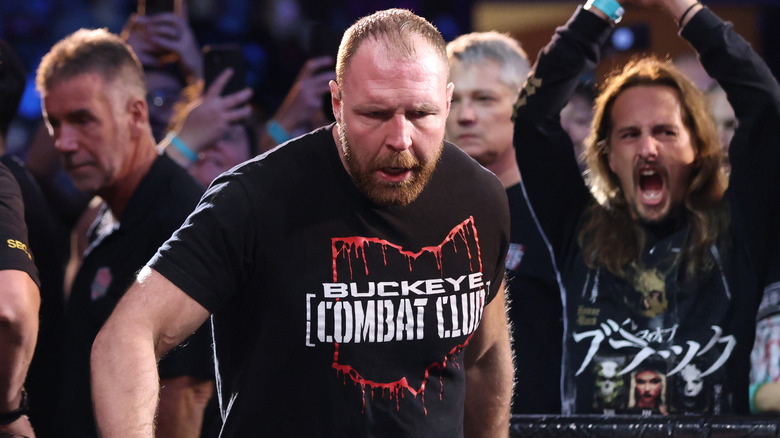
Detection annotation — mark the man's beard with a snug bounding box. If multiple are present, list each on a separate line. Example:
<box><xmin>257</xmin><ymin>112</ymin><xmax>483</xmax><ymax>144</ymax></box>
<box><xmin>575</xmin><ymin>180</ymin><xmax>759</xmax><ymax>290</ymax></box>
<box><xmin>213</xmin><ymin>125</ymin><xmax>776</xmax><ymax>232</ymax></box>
<box><xmin>339</xmin><ymin>123</ymin><xmax>441</xmax><ymax>207</ymax></box>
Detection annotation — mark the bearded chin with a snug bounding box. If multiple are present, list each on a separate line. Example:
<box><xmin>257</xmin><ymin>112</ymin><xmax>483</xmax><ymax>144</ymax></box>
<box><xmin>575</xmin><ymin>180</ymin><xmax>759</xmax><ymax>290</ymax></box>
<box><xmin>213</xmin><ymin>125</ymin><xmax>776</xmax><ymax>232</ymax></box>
<box><xmin>338</xmin><ymin>122</ymin><xmax>441</xmax><ymax>207</ymax></box>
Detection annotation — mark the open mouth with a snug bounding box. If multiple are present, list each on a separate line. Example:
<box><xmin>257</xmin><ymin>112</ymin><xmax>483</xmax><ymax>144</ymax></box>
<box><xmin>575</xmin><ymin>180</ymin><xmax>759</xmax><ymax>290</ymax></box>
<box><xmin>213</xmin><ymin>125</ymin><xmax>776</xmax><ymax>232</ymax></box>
<box><xmin>638</xmin><ymin>169</ymin><xmax>664</xmax><ymax>205</ymax></box>
<box><xmin>378</xmin><ymin>167</ymin><xmax>412</xmax><ymax>183</ymax></box>
<box><xmin>382</xmin><ymin>167</ymin><xmax>408</xmax><ymax>176</ymax></box>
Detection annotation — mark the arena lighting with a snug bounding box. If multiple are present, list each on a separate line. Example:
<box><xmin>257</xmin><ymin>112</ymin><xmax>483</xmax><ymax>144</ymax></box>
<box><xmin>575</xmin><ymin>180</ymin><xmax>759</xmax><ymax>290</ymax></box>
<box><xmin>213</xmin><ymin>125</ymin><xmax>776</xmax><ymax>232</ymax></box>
<box><xmin>607</xmin><ymin>24</ymin><xmax>649</xmax><ymax>52</ymax></box>
<box><xmin>612</xmin><ymin>27</ymin><xmax>635</xmax><ymax>51</ymax></box>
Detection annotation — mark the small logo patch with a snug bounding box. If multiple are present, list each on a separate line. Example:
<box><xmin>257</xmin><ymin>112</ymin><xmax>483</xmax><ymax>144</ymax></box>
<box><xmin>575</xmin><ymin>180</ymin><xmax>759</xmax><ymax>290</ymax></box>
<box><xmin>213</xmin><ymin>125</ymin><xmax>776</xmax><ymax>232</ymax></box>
<box><xmin>505</xmin><ymin>243</ymin><xmax>525</xmax><ymax>271</ymax></box>
<box><xmin>91</xmin><ymin>267</ymin><xmax>112</xmax><ymax>301</ymax></box>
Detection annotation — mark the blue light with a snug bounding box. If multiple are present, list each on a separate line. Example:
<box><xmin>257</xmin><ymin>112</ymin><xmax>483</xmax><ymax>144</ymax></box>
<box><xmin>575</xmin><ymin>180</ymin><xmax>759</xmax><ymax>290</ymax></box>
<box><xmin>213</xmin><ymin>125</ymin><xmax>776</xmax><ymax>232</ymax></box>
<box><xmin>612</xmin><ymin>27</ymin><xmax>635</xmax><ymax>51</ymax></box>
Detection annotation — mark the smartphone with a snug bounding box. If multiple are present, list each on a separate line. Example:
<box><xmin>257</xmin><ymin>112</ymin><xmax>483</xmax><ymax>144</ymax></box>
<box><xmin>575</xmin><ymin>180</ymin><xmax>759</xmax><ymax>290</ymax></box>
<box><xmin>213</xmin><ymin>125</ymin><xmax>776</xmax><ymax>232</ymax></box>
<box><xmin>203</xmin><ymin>45</ymin><xmax>247</xmax><ymax>96</ymax></box>
<box><xmin>138</xmin><ymin>0</ymin><xmax>182</xmax><ymax>16</ymax></box>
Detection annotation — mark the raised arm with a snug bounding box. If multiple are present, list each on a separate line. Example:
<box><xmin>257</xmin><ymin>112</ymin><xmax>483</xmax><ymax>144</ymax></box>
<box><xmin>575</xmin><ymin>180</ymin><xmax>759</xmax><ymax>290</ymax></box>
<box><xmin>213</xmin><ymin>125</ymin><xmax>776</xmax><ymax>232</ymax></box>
<box><xmin>626</xmin><ymin>0</ymin><xmax>780</xmax><ymax>122</ymax></box>
<box><xmin>91</xmin><ymin>267</ymin><xmax>210</xmax><ymax>438</ymax></box>
<box><xmin>463</xmin><ymin>281</ymin><xmax>512</xmax><ymax>438</ymax></box>
<box><xmin>259</xmin><ymin>56</ymin><xmax>336</xmax><ymax>152</ymax></box>
<box><xmin>680</xmin><ymin>1</ymin><xmax>780</xmax><ymax>274</ymax></box>
<box><xmin>163</xmin><ymin>68</ymin><xmax>253</xmax><ymax>169</ymax></box>
<box><xmin>513</xmin><ymin>4</ymin><xmax>613</xmax><ymax>259</ymax></box>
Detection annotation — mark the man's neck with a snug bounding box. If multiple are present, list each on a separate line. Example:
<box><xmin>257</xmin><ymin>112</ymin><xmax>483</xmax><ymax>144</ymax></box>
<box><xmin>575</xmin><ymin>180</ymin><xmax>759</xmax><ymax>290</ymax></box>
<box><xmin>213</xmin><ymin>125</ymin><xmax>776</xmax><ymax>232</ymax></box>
<box><xmin>99</xmin><ymin>138</ymin><xmax>159</xmax><ymax>220</ymax></box>
<box><xmin>485</xmin><ymin>147</ymin><xmax>521</xmax><ymax>188</ymax></box>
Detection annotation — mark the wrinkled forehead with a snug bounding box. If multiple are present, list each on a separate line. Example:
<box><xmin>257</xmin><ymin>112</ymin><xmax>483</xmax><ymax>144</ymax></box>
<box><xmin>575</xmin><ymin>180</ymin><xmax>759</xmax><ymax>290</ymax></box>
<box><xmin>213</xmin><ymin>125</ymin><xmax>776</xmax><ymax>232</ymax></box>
<box><xmin>343</xmin><ymin>34</ymin><xmax>448</xmax><ymax>84</ymax></box>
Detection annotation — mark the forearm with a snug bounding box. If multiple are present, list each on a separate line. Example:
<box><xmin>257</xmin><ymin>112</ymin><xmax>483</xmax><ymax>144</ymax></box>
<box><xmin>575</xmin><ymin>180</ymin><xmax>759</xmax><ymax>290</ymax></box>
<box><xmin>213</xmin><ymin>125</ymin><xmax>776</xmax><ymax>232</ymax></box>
<box><xmin>156</xmin><ymin>376</ymin><xmax>214</xmax><ymax>438</ymax></box>
<box><xmin>0</xmin><ymin>271</ymin><xmax>39</xmax><ymax>412</ymax></box>
<box><xmin>464</xmin><ymin>343</ymin><xmax>513</xmax><ymax>438</ymax></box>
<box><xmin>463</xmin><ymin>287</ymin><xmax>513</xmax><ymax>438</ymax></box>
<box><xmin>516</xmin><ymin>6</ymin><xmax>611</xmax><ymax>122</ymax></box>
<box><xmin>91</xmin><ymin>317</ymin><xmax>160</xmax><ymax>438</ymax></box>
<box><xmin>514</xmin><ymin>6</ymin><xmax>609</xmax><ymax>255</ymax></box>
<box><xmin>681</xmin><ymin>5</ymin><xmax>780</xmax><ymax>111</ymax></box>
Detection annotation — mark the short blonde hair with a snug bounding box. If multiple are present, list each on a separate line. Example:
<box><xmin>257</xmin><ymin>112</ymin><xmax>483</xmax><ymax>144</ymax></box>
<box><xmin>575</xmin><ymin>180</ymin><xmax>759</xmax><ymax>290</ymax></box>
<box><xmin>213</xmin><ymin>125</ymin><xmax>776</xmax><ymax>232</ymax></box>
<box><xmin>36</xmin><ymin>28</ymin><xmax>146</xmax><ymax>98</ymax></box>
<box><xmin>335</xmin><ymin>8</ymin><xmax>447</xmax><ymax>86</ymax></box>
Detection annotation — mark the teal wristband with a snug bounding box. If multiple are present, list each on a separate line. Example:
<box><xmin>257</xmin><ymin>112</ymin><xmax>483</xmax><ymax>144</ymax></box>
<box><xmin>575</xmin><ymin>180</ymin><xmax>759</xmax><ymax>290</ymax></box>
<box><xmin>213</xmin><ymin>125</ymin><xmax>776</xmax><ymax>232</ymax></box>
<box><xmin>266</xmin><ymin>119</ymin><xmax>292</xmax><ymax>145</ymax></box>
<box><xmin>167</xmin><ymin>132</ymin><xmax>198</xmax><ymax>163</ymax></box>
<box><xmin>749</xmin><ymin>380</ymin><xmax>769</xmax><ymax>414</ymax></box>
<box><xmin>585</xmin><ymin>0</ymin><xmax>625</xmax><ymax>23</ymax></box>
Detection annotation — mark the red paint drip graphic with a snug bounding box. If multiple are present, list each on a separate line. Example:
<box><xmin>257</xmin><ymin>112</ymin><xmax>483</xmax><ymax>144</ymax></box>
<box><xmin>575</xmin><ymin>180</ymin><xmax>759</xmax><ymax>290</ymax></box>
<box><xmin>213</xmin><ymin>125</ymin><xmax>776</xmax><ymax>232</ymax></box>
<box><xmin>331</xmin><ymin>216</ymin><xmax>482</xmax><ymax>281</ymax></box>
<box><xmin>332</xmin><ymin>335</ymin><xmax>472</xmax><ymax>415</ymax></box>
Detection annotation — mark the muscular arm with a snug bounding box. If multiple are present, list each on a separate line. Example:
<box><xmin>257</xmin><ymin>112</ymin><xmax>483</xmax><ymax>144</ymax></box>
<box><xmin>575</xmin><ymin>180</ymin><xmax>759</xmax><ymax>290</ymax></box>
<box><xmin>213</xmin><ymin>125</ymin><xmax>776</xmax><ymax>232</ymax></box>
<box><xmin>513</xmin><ymin>6</ymin><xmax>612</xmax><ymax>259</ymax></box>
<box><xmin>91</xmin><ymin>267</ymin><xmax>210</xmax><ymax>438</ymax></box>
<box><xmin>463</xmin><ymin>282</ymin><xmax>512</xmax><ymax>438</ymax></box>
<box><xmin>156</xmin><ymin>375</ymin><xmax>214</xmax><ymax>438</ymax></box>
<box><xmin>678</xmin><ymin>1</ymin><xmax>780</xmax><ymax>276</ymax></box>
<box><xmin>0</xmin><ymin>270</ymin><xmax>39</xmax><ymax>437</ymax></box>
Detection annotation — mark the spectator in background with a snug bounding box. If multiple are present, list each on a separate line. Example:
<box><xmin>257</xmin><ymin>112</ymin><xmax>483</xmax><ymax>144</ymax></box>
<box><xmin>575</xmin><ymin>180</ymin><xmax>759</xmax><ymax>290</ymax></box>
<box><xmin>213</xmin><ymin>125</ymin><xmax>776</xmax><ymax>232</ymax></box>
<box><xmin>163</xmin><ymin>73</ymin><xmax>256</xmax><ymax>187</ymax></box>
<box><xmin>750</xmin><ymin>249</ymin><xmax>780</xmax><ymax>414</ymax></box>
<box><xmin>445</xmin><ymin>31</ymin><xmax>561</xmax><ymax>414</ymax></box>
<box><xmin>37</xmin><ymin>28</ymin><xmax>213</xmax><ymax>437</ymax></box>
<box><xmin>673</xmin><ymin>54</ymin><xmax>736</xmax><ymax>169</ymax></box>
<box><xmin>514</xmin><ymin>0</ymin><xmax>780</xmax><ymax>415</ymax></box>
<box><xmin>672</xmin><ymin>51</ymin><xmax>716</xmax><ymax>91</ymax></box>
<box><xmin>258</xmin><ymin>55</ymin><xmax>336</xmax><ymax>152</ymax></box>
<box><xmin>705</xmin><ymin>83</ymin><xmax>736</xmax><ymax>165</ymax></box>
<box><xmin>186</xmin><ymin>120</ymin><xmax>257</xmax><ymax>188</ymax></box>
<box><xmin>160</xmin><ymin>71</ymin><xmax>257</xmax><ymax>181</ymax></box>
<box><xmin>560</xmin><ymin>82</ymin><xmax>596</xmax><ymax>172</ymax></box>
<box><xmin>122</xmin><ymin>8</ymin><xmax>204</xmax><ymax>142</ymax></box>
<box><xmin>0</xmin><ymin>163</ymin><xmax>40</xmax><ymax>437</ymax></box>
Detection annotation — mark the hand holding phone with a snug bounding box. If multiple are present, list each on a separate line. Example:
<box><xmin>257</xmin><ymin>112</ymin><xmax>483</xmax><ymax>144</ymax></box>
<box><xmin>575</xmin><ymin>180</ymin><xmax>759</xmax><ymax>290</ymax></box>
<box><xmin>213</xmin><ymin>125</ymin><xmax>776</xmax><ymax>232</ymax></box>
<box><xmin>203</xmin><ymin>45</ymin><xmax>247</xmax><ymax>96</ymax></box>
<box><xmin>138</xmin><ymin>0</ymin><xmax>183</xmax><ymax>16</ymax></box>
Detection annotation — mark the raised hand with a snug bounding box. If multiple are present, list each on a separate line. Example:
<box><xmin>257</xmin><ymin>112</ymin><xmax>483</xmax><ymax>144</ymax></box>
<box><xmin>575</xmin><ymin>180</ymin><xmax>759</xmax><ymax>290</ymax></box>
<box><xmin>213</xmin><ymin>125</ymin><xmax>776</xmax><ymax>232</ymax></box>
<box><xmin>174</xmin><ymin>68</ymin><xmax>254</xmax><ymax>155</ymax></box>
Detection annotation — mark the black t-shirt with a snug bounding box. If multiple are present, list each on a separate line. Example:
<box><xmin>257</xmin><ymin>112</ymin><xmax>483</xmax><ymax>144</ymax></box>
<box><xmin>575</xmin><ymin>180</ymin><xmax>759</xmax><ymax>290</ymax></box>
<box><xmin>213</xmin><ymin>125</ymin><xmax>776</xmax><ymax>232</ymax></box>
<box><xmin>505</xmin><ymin>182</ymin><xmax>562</xmax><ymax>414</ymax></box>
<box><xmin>0</xmin><ymin>161</ymin><xmax>38</xmax><ymax>285</ymax></box>
<box><xmin>1</xmin><ymin>153</ymin><xmax>69</xmax><ymax>436</ymax></box>
<box><xmin>150</xmin><ymin>125</ymin><xmax>510</xmax><ymax>437</ymax></box>
<box><xmin>58</xmin><ymin>154</ymin><xmax>212</xmax><ymax>436</ymax></box>
<box><xmin>514</xmin><ymin>7</ymin><xmax>780</xmax><ymax>415</ymax></box>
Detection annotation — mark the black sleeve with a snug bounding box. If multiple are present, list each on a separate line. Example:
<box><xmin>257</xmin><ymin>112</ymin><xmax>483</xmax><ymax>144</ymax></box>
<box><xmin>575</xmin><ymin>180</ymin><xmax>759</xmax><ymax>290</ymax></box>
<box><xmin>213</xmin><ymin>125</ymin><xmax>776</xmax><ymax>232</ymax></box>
<box><xmin>0</xmin><ymin>163</ymin><xmax>39</xmax><ymax>286</ymax></box>
<box><xmin>682</xmin><ymin>7</ymin><xmax>780</xmax><ymax>278</ymax></box>
<box><xmin>513</xmin><ymin>6</ymin><xmax>612</xmax><ymax>260</ymax></box>
<box><xmin>149</xmin><ymin>174</ymin><xmax>260</xmax><ymax>313</ymax></box>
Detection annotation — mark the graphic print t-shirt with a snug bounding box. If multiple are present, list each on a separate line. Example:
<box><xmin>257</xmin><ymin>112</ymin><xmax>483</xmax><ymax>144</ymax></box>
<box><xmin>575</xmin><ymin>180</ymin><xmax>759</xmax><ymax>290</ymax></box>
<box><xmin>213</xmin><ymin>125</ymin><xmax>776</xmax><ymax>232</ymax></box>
<box><xmin>150</xmin><ymin>126</ymin><xmax>509</xmax><ymax>437</ymax></box>
<box><xmin>566</xmin><ymin>226</ymin><xmax>737</xmax><ymax>416</ymax></box>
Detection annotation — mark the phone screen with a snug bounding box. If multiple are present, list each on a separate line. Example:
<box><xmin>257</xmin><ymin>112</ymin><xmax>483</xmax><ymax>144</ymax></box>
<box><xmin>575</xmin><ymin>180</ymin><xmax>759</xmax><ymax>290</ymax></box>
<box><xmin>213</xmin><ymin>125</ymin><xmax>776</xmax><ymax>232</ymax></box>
<box><xmin>203</xmin><ymin>45</ymin><xmax>247</xmax><ymax>96</ymax></box>
<box><xmin>138</xmin><ymin>0</ymin><xmax>181</xmax><ymax>15</ymax></box>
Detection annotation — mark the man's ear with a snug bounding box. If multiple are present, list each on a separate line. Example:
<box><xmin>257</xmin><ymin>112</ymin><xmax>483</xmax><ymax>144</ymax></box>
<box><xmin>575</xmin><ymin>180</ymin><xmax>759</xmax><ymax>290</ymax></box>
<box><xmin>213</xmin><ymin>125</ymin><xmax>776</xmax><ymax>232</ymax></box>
<box><xmin>445</xmin><ymin>81</ymin><xmax>454</xmax><ymax>116</ymax></box>
<box><xmin>127</xmin><ymin>96</ymin><xmax>149</xmax><ymax>139</ymax></box>
<box><xmin>329</xmin><ymin>80</ymin><xmax>341</xmax><ymax>124</ymax></box>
